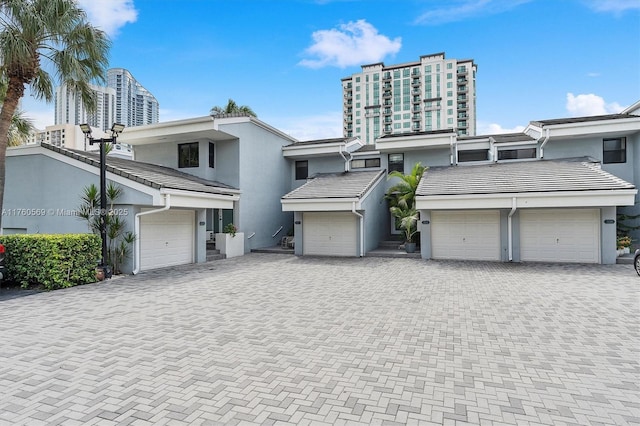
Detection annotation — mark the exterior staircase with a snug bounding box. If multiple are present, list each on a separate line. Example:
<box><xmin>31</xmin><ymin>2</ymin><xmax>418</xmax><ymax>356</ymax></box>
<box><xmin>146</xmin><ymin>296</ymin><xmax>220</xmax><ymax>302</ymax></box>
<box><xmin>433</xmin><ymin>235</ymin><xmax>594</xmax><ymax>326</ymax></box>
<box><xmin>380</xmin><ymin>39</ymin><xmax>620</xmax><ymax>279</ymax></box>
<box><xmin>206</xmin><ymin>242</ymin><xmax>225</xmax><ymax>262</ymax></box>
<box><xmin>366</xmin><ymin>239</ymin><xmax>421</xmax><ymax>259</ymax></box>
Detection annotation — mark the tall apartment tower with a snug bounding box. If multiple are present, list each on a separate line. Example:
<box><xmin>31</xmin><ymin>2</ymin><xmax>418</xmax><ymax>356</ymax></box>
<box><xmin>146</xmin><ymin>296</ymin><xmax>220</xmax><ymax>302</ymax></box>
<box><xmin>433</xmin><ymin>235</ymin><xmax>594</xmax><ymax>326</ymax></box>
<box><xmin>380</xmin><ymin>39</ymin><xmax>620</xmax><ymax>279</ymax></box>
<box><xmin>342</xmin><ymin>52</ymin><xmax>477</xmax><ymax>144</ymax></box>
<box><xmin>54</xmin><ymin>68</ymin><xmax>159</xmax><ymax>131</ymax></box>
<box><xmin>107</xmin><ymin>68</ymin><xmax>159</xmax><ymax>127</ymax></box>
<box><xmin>54</xmin><ymin>84</ymin><xmax>116</xmax><ymax>132</ymax></box>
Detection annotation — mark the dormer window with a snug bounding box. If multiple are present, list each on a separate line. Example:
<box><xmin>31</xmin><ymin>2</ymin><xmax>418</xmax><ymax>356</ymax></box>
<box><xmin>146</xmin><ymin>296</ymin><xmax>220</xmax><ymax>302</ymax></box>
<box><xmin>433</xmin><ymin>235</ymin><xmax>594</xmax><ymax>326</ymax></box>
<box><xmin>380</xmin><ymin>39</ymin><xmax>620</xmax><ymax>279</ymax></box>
<box><xmin>458</xmin><ymin>149</ymin><xmax>488</xmax><ymax>163</ymax></box>
<box><xmin>497</xmin><ymin>148</ymin><xmax>536</xmax><ymax>161</ymax></box>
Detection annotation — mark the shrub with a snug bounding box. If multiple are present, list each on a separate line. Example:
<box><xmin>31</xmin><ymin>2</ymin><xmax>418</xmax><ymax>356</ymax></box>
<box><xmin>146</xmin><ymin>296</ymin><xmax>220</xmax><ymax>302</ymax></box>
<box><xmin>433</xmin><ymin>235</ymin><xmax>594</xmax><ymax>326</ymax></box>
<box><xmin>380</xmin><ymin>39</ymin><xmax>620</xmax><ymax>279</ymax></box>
<box><xmin>0</xmin><ymin>234</ymin><xmax>101</xmax><ymax>290</ymax></box>
<box><xmin>223</xmin><ymin>223</ymin><xmax>238</xmax><ymax>237</ymax></box>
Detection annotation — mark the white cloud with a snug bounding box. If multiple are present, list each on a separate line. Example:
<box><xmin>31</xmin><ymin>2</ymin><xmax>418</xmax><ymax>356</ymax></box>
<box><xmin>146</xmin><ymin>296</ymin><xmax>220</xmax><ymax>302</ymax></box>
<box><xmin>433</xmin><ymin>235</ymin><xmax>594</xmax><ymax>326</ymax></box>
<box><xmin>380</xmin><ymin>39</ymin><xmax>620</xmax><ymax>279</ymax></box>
<box><xmin>586</xmin><ymin>72</ymin><xmax>601</xmax><ymax>77</ymax></box>
<box><xmin>299</xmin><ymin>20</ymin><xmax>401</xmax><ymax>69</ymax></box>
<box><xmin>268</xmin><ymin>111</ymin><xmax>343</xmax><ymax>141</ymax></box>
<box><xmin>76</xmin><ymin>0</ymin><xmax>138</xmax><ymax>37</ymax></box>
<box><xmin>414</xmin><ymin>0</ymin><xmax>532</xmax><ymax>25</ymax></box>
<box><xmin>476</xmin><ymin>121</ymin><xmax>526</xmax><ymax>135</ymax></box>
<box><xmin>583</xmin><ymin>0</ymin><xmax>640</xmax><ymax>13</ymax></box>
<box><xmin>566</xmin><ymin>93</ymin><xmax>624</xmax><ymax>116</ymax></box>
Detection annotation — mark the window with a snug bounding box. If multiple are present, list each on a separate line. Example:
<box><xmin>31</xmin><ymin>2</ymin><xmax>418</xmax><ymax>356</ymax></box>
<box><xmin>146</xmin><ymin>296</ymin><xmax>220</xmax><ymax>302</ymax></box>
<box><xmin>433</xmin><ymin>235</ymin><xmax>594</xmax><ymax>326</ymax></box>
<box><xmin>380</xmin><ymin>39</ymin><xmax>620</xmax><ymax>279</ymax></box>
<box><xmin>458</xmin><ymin>149</ymin><xmax>489</xmax><ymax>162</ymax></box>
<box><xmin>178</xmin><ymin>142</ymin><xmax>199</xmax><ymax>168</ymax></box>
<box><xmin>498</xmin><ymin>148</ymin><xmax>537</xmax><ymax>160</ymax></box>
<box><xmin>208</xmin><ymin>142</ymin><xmax>215</xmax><ymax>168</ymax></box>
<box><xmin>388</xmin><ymin>154</ymin><xmax>404</xmax><ymax>173</ymax></box>
<box><xmin>295</xmin><ymin>160</ymin><xmax>308</xmax><ymax>180</ymax></box>
<box><xmin>352</xmin><ymin>158</ymin><xmax>381</xmax><ymax>169</ymax></box>
<box><xmin>603</xmin><ymin>137</ymin><xmax>626</xmax><ymax>163</ymax></box>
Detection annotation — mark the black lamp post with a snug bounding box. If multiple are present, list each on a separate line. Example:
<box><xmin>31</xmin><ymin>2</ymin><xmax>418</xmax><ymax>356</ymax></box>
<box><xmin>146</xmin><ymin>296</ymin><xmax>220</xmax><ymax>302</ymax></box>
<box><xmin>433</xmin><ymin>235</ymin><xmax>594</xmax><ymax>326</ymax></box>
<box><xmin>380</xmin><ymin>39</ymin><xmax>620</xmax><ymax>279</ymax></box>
<box><xmin>79</xmin><ymin>123</ymin><xmax>125</xmax><ymax>279</ymax></box>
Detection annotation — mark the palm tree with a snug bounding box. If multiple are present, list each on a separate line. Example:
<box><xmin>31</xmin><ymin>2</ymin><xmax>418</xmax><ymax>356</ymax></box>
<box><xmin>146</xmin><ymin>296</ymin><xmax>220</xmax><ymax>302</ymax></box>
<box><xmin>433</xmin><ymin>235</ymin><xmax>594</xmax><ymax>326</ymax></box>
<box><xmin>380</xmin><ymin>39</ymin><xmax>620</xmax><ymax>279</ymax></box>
<box><xmin>7</xmin><ymin>108</ymin><xmax>33</xmax><ymax>146</ymax></box>
<box><xmin>0</xmin><ymin>0</ymin><xmax>110</xmax><ymax>227</ymax></box>
<box><xmin>210</xmin><ymin>98</ymin><xmax>257</xmax><ymax>117</ymax></box>
<box><xmin>1</xmin><ymin>77</ymin><xmax>34</xmax><ymax>146</ymax></box>
<box><xmin>385</xmin><ymin>162</ymin><xmax>426</xmax><ymax>210</ymax></box>
<box><xmin>386</xmin><ymin>162</ymin><xmax>426</xmax><ymax>243</ymax></box>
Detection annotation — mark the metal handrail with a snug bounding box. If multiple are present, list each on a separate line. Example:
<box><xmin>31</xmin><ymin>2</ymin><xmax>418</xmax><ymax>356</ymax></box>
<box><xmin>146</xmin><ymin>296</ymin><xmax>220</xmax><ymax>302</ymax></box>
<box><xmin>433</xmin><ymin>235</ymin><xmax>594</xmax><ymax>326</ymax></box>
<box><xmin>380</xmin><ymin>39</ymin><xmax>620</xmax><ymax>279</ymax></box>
<box><xmin>272</xmin><ymin>226</ymin><xmax>283</xmax><ymax>238</ymax></box>
<box><xmin>247</xmin><ymin>232</ymin><xmax>256</xmax><ymax>239</ymax></box>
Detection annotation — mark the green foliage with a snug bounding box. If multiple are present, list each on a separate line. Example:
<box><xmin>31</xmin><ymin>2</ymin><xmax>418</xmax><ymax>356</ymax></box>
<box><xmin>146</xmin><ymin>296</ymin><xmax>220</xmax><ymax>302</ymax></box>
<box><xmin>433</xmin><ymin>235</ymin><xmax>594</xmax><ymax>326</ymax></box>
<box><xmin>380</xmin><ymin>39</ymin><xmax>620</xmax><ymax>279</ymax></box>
<box><xmin>77</xmin><ymin>183</ymin><xmax>135</xmax><ymax>274</ymax></box>
<box><xmin>386</xmin><ymin>163</ymin><xmax>425</xmax><ymax>242</ymax></box>
<box><xmin>210</xmin><ymin>99</ymin><xmax>257</xmax><ymax>117</ymax></box>
<box><xmin>223</xmin><ymin>223</ymin><xmax>238</xmax><ymax>237</ymax></box>
<box><xmin>0</xmin><ymin>234</ymin><xmax>101</xmax><ymax>290</ymax></box>
<box><xmin>617</xmin><ymin>212</ymin><xmax>640</xmax><ymax>236</ymax></box>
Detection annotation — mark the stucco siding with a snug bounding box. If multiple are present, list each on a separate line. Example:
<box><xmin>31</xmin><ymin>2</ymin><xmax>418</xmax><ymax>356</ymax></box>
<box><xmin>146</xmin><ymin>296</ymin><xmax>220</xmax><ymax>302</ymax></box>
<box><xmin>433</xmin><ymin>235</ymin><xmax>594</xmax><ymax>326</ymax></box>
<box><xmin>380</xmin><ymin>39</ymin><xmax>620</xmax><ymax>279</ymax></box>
<box><xmin>362</xmin><ymin>176</ymin><xmax>388</xmax><ymax>253</ymax></box>
<box><xmin>4</xmin><ymin>154</ymin><xmax>149</xmax><ymax>235</ymax></box>
<box><xmin>219</xmin><ymin>122</ymin><xmax>294</xmax><ymax>251</ymax></box>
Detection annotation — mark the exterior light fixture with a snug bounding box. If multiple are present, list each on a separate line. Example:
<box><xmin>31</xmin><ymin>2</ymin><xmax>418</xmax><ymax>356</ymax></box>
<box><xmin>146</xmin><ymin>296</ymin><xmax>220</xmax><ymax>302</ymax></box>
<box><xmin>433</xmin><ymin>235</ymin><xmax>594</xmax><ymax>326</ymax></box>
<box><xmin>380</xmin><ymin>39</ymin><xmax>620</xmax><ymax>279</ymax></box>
<box><xmin>79</xmin><ymin>123</ymin><xmax>126</xmax><ymax>280</ymax></box>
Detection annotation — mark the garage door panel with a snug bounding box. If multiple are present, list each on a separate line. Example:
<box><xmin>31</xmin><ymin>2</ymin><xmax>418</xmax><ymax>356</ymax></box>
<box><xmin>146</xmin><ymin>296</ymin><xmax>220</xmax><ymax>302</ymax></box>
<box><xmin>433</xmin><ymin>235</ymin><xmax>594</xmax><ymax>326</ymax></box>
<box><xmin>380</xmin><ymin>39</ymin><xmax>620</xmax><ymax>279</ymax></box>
<box><xmin>520</xmin><ymin>209</ymin><xmax>599</xmax><ymax>263</ymax></box>
<box><xmin>431</xmin><ymin>210</ymin><xmax>501</xmax><ymax>261</ymax></box>
<box><xmin>303</xmin><ymin>212</ymin><xmax>357</xmax><ymax>257</ymax></box>
<box><xmin>140</xmin><ymin>210</ymin><xmax>195</xmax><ymax>270</ymax></box>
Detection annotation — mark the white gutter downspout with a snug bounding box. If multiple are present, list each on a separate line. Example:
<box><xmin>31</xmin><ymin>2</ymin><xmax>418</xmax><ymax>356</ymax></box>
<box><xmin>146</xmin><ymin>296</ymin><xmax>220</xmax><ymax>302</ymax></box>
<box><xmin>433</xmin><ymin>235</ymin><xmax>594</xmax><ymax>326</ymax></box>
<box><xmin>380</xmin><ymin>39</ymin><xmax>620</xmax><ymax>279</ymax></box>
<box><xmin>352</xmin><ymin>202</ymin><xmax>364</xmax><ymax>257</ymax></box>
<box><xmin>132</xmin><ymin>194</ymin><xmax>171</xmax><ymax>274</ymax></box>
<box><xmin>539</xmin><ymin>128</ymin><xmax>550</xmax><ymax>159</ymax></box>
<box><xmin>508</xmin><ymin>197</ymin><xmax>516</xmax><ymax>261</ymax></box>
<box><xmin>450</xmin><ymin>135</ymin><xmax>456</xmax><ymax>165</ymax></box>
<box><xmin>339</xmin><ymin>144</ymin><xmax>352</xmax><ymax>171</ymax></box>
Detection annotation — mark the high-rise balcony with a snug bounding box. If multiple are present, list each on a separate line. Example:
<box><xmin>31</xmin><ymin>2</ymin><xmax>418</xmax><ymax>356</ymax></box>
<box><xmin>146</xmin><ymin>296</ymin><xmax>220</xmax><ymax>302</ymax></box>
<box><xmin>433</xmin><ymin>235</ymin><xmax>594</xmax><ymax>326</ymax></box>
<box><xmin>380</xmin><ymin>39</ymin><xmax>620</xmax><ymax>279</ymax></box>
<box><xmin>382</xmin><ymin>73</ymin><xmax>392</xmax><ymax>81</ymax></box>
<box><xmin>344</xmin><ymin>91</ymin><xmax>353</xmax><ymax>99</ymax></box>
<box><xmin>412</xmin><ymin>114</ymin><xmax>421</xmax><ymax>121</ymax></box>
<box><xmin>383</xmin><ymin>108</ymin><xmax>392</xmax><ymax>116</ymax></box>
<box><xmin>383</xmin><ymin>126</ymin><xmax>392</xmax><ymax>134</ymax></box>
<box><xmin>412</xmin><ymin>79</ymin><xmax>421</xmax><ymax>87</ymax></box>
<box><xmin>458</xmin><ymin>103</ymin><xmax>467</xmax><ymax>110</ymax></box>
<box><xmin>412</xmin><ymin>96</ymin><xmax>421</xmax><ymax>104</ymax></box>
<box><xmin>383</xmin><ymin>83</ymin><xmax>392</xmax><ymax>89</ymax></box>
<box><xmin>383</xmin><ymin>91</ymin><xmax>392</xmax><ymax>99</ymax></box>
<box><xmin>383</xmin><ymin>117</ymin><xmax>392</xmax><ymax>124</ymax></box>
<box><xmin>457</xmin><ymin>86</ymin><xmax>467</xmax><ymax>93</ymax></box>
<box><xmin>383</xmin><ymin>100</ymin><xmax>392</xmax><ymax>106</ymax></box>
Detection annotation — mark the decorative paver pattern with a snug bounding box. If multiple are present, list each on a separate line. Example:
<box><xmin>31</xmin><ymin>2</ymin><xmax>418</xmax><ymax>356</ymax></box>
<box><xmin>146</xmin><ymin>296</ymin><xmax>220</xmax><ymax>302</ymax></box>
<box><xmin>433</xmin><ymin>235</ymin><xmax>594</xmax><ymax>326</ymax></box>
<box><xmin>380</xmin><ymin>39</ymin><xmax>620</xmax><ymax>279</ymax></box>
<box><xmin>1</xmin><ymin>254</ymin><xmax>639</xmax><ymax>425</ymax></box>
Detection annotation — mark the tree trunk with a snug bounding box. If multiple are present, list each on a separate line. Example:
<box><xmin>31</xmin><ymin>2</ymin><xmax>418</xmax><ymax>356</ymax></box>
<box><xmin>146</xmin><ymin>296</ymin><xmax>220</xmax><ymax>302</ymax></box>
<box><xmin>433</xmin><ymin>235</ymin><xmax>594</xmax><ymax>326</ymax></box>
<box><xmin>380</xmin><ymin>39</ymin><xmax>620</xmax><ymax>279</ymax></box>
<box><xmin>0</xmin><ymin>76</ymin><xmax>26</xmax><ymax>230</ymax></box>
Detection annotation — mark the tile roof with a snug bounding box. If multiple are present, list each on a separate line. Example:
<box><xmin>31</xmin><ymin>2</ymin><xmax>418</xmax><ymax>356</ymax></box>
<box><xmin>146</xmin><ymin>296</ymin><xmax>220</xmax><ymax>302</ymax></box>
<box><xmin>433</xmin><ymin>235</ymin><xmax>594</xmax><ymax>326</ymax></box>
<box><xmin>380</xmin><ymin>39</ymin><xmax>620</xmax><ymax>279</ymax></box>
<box><xmin>43</xmin><ymin>143</ymin><xmax>238</xmax><ymax>195</ymax></box>
<box><xmin>530</xmin><ymin>113</ymin><xmax>638</xmax><ymax>126</ymax></box>
<box><xmin>417</xmin><ymin>157</ymin><xmax>634</xmax><ymax>196</ymax></box>
<box><xmin>282</xmin><ymin>170</ymin><xmax>385</xmax><ymax>200</ymax></box>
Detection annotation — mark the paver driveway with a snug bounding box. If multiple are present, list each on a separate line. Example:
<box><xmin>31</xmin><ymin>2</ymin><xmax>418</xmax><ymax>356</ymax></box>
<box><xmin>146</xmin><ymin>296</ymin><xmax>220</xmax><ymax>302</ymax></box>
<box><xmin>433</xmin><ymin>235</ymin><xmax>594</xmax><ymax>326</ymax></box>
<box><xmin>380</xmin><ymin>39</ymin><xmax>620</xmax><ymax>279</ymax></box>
<box><xmin>0</xmin><ymin>254</ymin><xmax>639</xmax><ymax>425</ymax></box>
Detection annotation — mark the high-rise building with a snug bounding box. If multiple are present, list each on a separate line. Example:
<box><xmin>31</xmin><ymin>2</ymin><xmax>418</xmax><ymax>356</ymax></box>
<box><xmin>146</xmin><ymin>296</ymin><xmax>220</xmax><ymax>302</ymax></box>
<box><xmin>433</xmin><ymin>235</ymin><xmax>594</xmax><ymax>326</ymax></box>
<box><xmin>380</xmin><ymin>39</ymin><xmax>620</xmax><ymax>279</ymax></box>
<box><xmin>54</xmin><ymin>68</ymin><xmax>159</xmax><ymax>131</ymax></box>
<box><xmin>54</xmin><ymin>84</ymin><xmax>116</xmax><ymax>132</ymax></box>
<box><xmin>342</xmin><ymin>52</ymin><xmax>477</xmax><ymax>144</ymax></box>
<box><xmin>107</xmin><ymin>68</ymin><xmax>159</xmax><ymax>127</ymax></box>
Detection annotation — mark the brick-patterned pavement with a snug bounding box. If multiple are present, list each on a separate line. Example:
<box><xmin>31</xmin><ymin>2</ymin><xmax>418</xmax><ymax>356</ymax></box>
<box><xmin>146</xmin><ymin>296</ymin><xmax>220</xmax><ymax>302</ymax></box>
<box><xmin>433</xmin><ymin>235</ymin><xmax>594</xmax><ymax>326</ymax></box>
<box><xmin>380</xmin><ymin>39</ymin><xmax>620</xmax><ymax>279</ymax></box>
<box><xmin>0</xmin><ymin>254</ymin><xmax>638</xmax><ymax>425</ymax></box>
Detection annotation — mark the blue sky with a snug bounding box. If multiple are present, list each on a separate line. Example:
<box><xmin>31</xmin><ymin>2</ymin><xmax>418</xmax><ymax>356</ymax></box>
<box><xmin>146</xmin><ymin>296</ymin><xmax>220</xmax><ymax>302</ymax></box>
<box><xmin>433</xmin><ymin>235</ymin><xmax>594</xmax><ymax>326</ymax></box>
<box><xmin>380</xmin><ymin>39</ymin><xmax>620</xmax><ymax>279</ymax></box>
<box><xmin>23</xmin><ymin>0</ymin><xmax>640</xmax><ymax>140</ymax></box>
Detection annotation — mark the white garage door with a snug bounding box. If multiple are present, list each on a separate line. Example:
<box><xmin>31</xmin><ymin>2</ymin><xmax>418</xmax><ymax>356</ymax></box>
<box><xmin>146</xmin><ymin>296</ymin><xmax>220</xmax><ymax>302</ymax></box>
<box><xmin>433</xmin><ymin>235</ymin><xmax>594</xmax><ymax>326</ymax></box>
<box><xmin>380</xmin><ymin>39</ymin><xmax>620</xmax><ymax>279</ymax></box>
<box><xmin>431</xmin><ymin>210</ymin><xmax>501</xmax><ymax>261</ymax></box>
<box><xmin>303</xmin><ymin>212</ymin><xmax>357</xmax><ymax>256</ymax></box>
<box><xmin>140</xmin><ymin>209</ymin><xmax>195</xmax><ymax>271</ymax></box>
<box><xmin>520</xmin><ymin>209</ymin><xmax>599</xmax><ymax>263</ymax></box>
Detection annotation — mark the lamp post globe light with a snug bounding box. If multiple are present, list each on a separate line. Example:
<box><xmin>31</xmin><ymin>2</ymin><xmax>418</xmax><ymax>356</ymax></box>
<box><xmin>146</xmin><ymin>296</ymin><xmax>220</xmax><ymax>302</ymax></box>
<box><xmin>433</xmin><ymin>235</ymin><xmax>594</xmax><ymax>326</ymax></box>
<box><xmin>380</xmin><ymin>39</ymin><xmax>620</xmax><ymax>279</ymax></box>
<box><xmin>79</xmin><ymin>123</ymin><xmax>125</xmax><ymax>280</ymax></box>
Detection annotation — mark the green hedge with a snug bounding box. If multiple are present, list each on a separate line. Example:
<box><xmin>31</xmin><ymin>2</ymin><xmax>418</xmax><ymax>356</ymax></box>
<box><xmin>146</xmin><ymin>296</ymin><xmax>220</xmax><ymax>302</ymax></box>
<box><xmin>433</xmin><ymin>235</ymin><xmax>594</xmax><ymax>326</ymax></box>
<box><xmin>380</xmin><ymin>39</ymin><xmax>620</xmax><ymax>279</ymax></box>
<box><xmin>0</xmin><ymin>234</ymin><xmax>101</xmax><ymax>290</ymax></box>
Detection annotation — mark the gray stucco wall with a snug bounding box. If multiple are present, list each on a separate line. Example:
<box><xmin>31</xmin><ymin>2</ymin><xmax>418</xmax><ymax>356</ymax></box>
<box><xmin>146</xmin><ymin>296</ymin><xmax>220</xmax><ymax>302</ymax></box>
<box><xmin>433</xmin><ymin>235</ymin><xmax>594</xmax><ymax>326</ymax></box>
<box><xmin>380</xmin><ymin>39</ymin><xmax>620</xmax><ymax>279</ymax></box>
<box><xmin>3</xmin><ymin>152</ymin><xmax>156</xmax><ymax>274</ymax></box>
<box><xmin>218</xmin><ymin>122</ymin><xmax>294</xmax><ymax>251</ymax></box>
<box><xmin>362</xmin><ymin>176</ymin><xmax>388</xmax><ymax>253</ymax></box>
<box><xmin>133</xmin><ymin>138</ymin><xmax>241</xmax><ymax>187</ymax></box>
